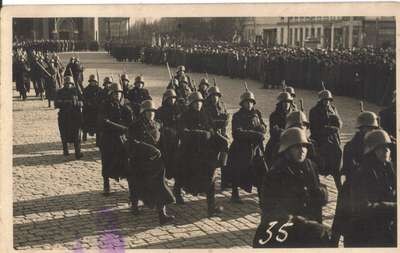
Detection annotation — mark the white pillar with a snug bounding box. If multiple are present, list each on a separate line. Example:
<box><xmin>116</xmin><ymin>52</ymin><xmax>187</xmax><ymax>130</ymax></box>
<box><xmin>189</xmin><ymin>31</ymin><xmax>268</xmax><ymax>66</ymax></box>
<box><xmin>349</xmin><ymin>24</ymin><xmax>353</xmax><ymax>48</ymax></box>
<box><xmin>94</xmin><ymin>17</ymin><xmax>99</xmax><ymax>41</ymax></box>
<box><xmin>321</xmin><ymin>26</ymin><xmax>325</xmax><ymax>48</ymax></box>
<box><xmin>331</xmin><ymin>23</ymin><xmax>335</xmax><ymax>49</ymax></box>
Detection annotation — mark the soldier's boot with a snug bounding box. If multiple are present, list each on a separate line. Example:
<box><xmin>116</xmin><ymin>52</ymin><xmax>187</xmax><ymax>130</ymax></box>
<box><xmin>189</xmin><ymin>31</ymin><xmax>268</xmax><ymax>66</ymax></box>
<box><xmin>230</xmin><ymin>186</ymin><xmax>243</xmax><ymax>204</ymax></box>
<box><xmin>103</xmin><ymin>177</ymin><xmax>110</xmax><ymax>196</ymax></box>
<box><xmin>207</xmin><ymin>184</ymin><xmax>224</xmax><ymax>217</ymax></box>
<box><xmin>128</xmin><ymin>179</ymin><xmax>140</xmax><ymax>215</ymax></box>
<box><xmin>158</xmin><ymin>205</ymin><xmax>175</xmax><ymax>226</ymax></box>
<box><xmin>48</xmin><ymin>99</ymin><xmax>51</xmax><ymax>108</ymax></box>
<box><xmin>74</xmin><ymin>141</ymin><xmax>83</xmax><ymax>160</ymax></box>
<box><xmin>40</xmin><ymin>92</ymin><xmax>44</xmax><ymax>101</ymax></box>
<box><xmin>62</xmin><ymin>142</ymin><xmax>69</xmax><ymax>156</ymax></box>
<box><xmin>173</xmin><ymin>184</ymin><xmax>185</xmax><ymax>205</ymax></box>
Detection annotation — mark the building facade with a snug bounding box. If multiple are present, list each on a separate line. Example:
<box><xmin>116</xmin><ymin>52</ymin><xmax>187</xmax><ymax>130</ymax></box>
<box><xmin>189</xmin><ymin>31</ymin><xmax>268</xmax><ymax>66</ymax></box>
<box><xmin>13</xmin><ymin>17</ymin><xmax>130</xmax><ymax>44</ymax></box>
<box><xmin>242</xmin><ymin>16</ymin><xmax>395</xmax><ymax>49</ymax></box>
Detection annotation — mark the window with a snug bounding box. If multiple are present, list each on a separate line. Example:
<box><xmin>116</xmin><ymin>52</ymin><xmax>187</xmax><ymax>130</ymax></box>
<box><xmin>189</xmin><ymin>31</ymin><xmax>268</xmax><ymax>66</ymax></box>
<box><xmin>317</xmin><ymin>27</ymin><xmax>321</xmax><ymax>37</ymax></box>
<box><xmin>305</xmin><ymin>28</ymin><xmax>309</xmax><ymax>38</ymax></box>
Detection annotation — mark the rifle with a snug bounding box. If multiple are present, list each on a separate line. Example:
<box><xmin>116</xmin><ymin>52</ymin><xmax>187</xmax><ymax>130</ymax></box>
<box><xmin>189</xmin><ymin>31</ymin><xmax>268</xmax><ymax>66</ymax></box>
<box><xmin>282</xmin><ymin>80</ymin><xmax>286</xmax><ymax>91</ymax></box>
<box><xmin>96</xmin><ymin>69</ymin><xmax>100</xmax><ymax>84</ymax></box>
<box><xmin>359</xmin><ymin>101</ymin><xmax>364</xmax><ymax>112</ymax></box>
<box><xmin>299</xmin><ymin>98</ymin><xmax>304</xmax><ymax>112</ymax></box>
<box><xmin>321</xmin><ymin>81</ymin><xmax>326</xmax><ymax>90</ymax></box>
<box><xmin>213</xmin><ymin>77</ymin><xmax>217</xmax><ymax>87</ymax></box>
<box><xmin>105</xmin><ymin>119</ymin><xmax>128</xmax><ymax>132</ymax></box>
<box><xmin>36</xmin><ymin>61</ymin><xmax>52</xmax><ymax>78</ymax></box>
<box><xmin>166</xmin><ymin>62</ymin><xmax>173</xmax><ymax>79</ymax></box>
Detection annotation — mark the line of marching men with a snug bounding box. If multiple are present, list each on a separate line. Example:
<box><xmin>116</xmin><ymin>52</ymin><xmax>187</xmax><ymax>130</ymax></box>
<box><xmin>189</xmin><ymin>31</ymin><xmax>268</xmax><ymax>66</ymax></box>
<box><xmin>53</xmin><ymin>64</ymin><xmax>396</xmax><ymax>247</ymax></box>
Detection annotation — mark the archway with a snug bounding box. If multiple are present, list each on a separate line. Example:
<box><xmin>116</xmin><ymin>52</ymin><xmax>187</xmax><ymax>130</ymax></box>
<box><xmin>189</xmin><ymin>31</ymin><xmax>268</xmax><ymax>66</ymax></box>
<box><xmin>56</xmin><ymin>18</ymin><xmax>76</xmax><ymax>40</ymax></box>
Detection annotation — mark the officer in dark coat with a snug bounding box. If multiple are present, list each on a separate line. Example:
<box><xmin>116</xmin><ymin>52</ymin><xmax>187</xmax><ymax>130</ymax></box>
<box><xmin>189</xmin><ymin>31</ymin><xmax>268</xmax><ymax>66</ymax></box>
<box><xmin>54</xmin><ymin>76</ymin><xmax>83</xmax><ymax>159</ymax></box>
<box><xmin>177</xmin><ymin>91</ymin><xmax>224</xmax><ymax>217</ymax></box>
<box><xmin>346</xmin><ymin>129</ymin><xmax>396</xmax><ymax>247</ymax></box>
<box><xmin>127</xmin><ymin>100</ymin><xmax>175</xmax><ymax>225</ymax></box>
<box><xmin>155</xmin><ymin>89</ymin><xmax>182</xmax><ymax>202</ymax></box>
<box><xmin>14</xmin><ymin>56</ymin><xmax>31</xmax><ymax>100</ymax></box>
<box><xmin>331</xmin><ymin>111</ymin><xmax>380</xmax><ymax>246</ymax></box>
<box><xmin>309</xmin><ymin>89</ymin><xmax>343</xmax><ymax>190</ymax></box>
<box><xmin>265</xmin><ymin>92</ymin><xmax>296</xmax><ymax>167</ymax></box>
<box><xmin>254</xmin><ymin>128</ymin><xmax>330</xmax><ymax>248</ymax></box>
<box><xmin>203</xmin><ymin>84</ymin><xmax>230</xmax><ymax>187</ymax></box>
<box><xmin>126</xmin><ymin>75</ymin><xmax>152</xmax><ymax>117</ymax></box>
<box><xmin>225</xmin><ymin>87</ymin><xmax>268</xmax><ymax>204</ymax></box>
<box><xmin>98</xmin><ymin>82</ymin><xmax>134</xmax><ymax>196</ymax></box>
<box><xmin>82</xmin><ymin>74</ymin><xmax>102</xmax><ymax>143</ymax></box>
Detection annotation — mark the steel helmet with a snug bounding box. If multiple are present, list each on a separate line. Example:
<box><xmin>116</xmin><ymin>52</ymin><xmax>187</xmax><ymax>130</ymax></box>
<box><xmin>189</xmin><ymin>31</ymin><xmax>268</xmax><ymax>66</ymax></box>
<box><xmin>277</xmin><ymin>92</ymin><xmax>294</xmax><ymax>103</ymax></box>
<box><xmin>284</xmin><ymin>86</ymin><xmax>296</xmax><ymax>97</ymax></box>
<box><xmin>140</xmin><ymin>99</ymin><xmax>157</xmax><ymax>114</ymax></box>
<box><xmin>285</xmin><ymin>111</ymin><xmax>310</xmax><ymax>129</ymax></box>
<box><xmin>162</xmin><ymin>89</ymin><xmax>177</xmax><ymax>102</ymax></box>
<box><xmin>356</xmin><ymin>111</ymin><xmax>379</xmax><ymax>128</ymax></box>
<box><xmin>363</xmin><ymin>129</ymin><xmax>391</xmax><ymax>154</ymax></box>
<box><xmin>188</xmin><ymin>91</ymin><xmax>204</xmax><ymax>105</ymax></box>
<box><xmin>207</xmin><ymin>86</ymin><xmax>222</xmax><ymax>98</ymax></box>
<box><xmin>177</xmin><ymin>65</ymin><xmax>186</xmax><ymax>72</ymax></box>
<box><xmin>199</xmin><ymin>78</ymin><xmax>209</xmax><ymax>86</ymax></box>
<box><xmin>109</xmin><ymin>82</ymin><xmax>122</xmax><ymax>94</ymax></box>
<box><xmin>240</xmin><ymin>91</ymin><xmax>256</xmax><ymax>105</ymax></box>
<box><xmin>134</xmin><ymin>75</ymin><xmax>144</xmax><ymax>84</ymax></box>
<box><xmin>278</xmin><ymin>127</ymin><xmax>310</xmax><ymax>153</ymax></box>
<box><xmin>64</xmin><ymin>76</ymin><xmax>74</xmax><ymax>85</ymax></box>
<box><xmin>88</xmin><ymin>74</ymin><xmax>98</xmax><ymax>83</ymax></box>
<box><xmin>103</xmin><ymin>76</ymin><xmax>112</xmax><ymax>84</ymax></box>
<box><xmin>318</xmin><ymin>90</ymin><xmax>333</xmax><ymax>101</ymax></box>
<box><xmin>121</xmin><ymin>74</ymin><xmax>129</xmax><ymax>82</ymax></box>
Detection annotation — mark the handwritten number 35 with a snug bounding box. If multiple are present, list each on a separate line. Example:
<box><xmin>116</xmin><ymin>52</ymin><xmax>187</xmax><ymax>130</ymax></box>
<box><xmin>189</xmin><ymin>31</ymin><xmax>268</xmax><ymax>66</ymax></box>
<box><xmin>258</xmin><ymin>221</ymin><xmax>294</xmax><ymax>245</ymax></box>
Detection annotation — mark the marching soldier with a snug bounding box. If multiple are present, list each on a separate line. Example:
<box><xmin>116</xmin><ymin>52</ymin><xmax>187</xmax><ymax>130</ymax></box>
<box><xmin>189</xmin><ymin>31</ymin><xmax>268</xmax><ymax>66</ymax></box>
<box><xmin>174</xmin><ymin>65</ymin><xmax>195</xmax><ymax>91</ymax></box>
<box><xmin>198</xmin><ymin>78</ymin><xmax>210</xmax><ymax>99</ymax></box>
<box><xmin>120</xmin><ymin>74</ymin><xmax>131</xmax><ymax>97</ymax></box>
<box><xmin>45</xmin><ymin>58</ymin><xmax>59</xmax><ymax>108</ymax></box>
<box><xmin>126</xmin><ymin>75</ymin><xmax>152</xmax><ymax>117</ymax></box>
<box><xmin>254</xmin><ymin>128</ymin><xmax>330</xmax><ymax>248</ymax></box>
<box><xmin>54</xmin><ymin>76</ymin><xmax>84</xmax><ymax>159</ymax></box>
<box><xmin>264</xmin><ymin>92</ymin><xmax>296</xmax><ymax>167</ymax></box>
<box><xmin>309</xmin><ymin>89</ymin><xmax>343</xmax><ymax>190</ymax></box>
<box><xmin>14</xmin><ymin>56</ymin><xmax>31</xmax><ymax>100</ymax></box>
<box><xmin>225</xmin><ymin>86</ymin><xmax>268</xmax><ymax>204</ymax></box>
<box><xmin>202</xmin><ymin>83</ymin><xmax>230</xmax><ymax>187</ymax></box>
<box><xmin>331</xmin><ymin>110</ymin><xmax>380</xmax><ymax>246</ymax></box>
<box><xmin>346</xmin><ymin>129</ymin><xmax>396</xmax><ymax>247</ymax></box>
<box><xmin>177</xmin><ymin>91</ymin><xmax>224</xmax><ymax>216</ymax></box>
<box><xmin>127</xmin><ymin>100</ymin><xmax>176</xmax><ymax>225</ymax></box>
<box><xmin>98</xmin><ymin>82</ymin><xmax>134</xmax><ymax>196</ymax></box>
<box><xmin>156</xmin><ymin>89</ymin><xmax>182</xmax><ymax>202</ymax></box>
<box><xmin>82</xmin><ymin>74</ymin><xmax>102</xmax><ymax>143</ymax></box>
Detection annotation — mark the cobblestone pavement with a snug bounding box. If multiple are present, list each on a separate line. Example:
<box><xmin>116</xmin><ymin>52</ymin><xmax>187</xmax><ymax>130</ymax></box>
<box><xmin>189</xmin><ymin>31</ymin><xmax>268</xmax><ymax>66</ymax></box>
<box><xmin>13</xmin><ymin>52</ymin><xmax>383</xmax><ymax>250</ymax></box>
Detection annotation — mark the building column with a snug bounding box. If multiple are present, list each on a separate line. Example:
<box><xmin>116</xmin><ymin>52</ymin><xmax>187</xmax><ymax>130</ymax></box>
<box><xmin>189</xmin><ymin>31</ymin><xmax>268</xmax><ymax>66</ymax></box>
<box><xmin>320</xmin><ymin>26</ymin><xmax>324</xmax><ymax>48</ymax></box>
<box><xmin>348</xmin><ymin>24</ymin><xmax>353</xmax><ymax>48</ymax></box>
<box><xmin>277</xmin><ymin>27</ymin><xmax>281</xmax><ymax>45</ymax></box>
<box><xmin>94</xmin><ymin>17</ymin><xmax>99</xmax><ymax>41</ymax></box>
<box><xmin>330</xmin><ymin>23</ymin><xmax>335</xmax><ymax>49</ymax></box>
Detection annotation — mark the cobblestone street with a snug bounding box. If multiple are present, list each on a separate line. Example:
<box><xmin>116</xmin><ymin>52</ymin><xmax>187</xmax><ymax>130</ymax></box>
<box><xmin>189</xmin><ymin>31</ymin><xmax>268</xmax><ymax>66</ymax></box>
<box><xmin>13</xmin><ymin>52</ymin><xmax>383</xmax><ymax>250</ymax></box>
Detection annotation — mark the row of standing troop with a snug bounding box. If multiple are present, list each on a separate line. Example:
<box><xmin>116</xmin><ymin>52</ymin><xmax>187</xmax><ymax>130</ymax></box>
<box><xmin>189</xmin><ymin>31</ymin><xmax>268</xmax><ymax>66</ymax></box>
<box><xmin>54</xmin><ymin>62</ymin><xmax>396</xmax><ymax>247</ymax></box>
<box><xmin>108</xmin><ymin>43</ymin><xmax>395</xmax><ymax>107</ymax></box>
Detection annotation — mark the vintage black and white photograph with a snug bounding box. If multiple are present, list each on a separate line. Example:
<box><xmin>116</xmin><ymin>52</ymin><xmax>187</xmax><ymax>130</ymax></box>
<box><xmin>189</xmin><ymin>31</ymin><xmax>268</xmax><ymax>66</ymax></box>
<box><xmin>8</xmin><ymin>12</ymin><xmax>397</xmax><ymax>250</ymax></box>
